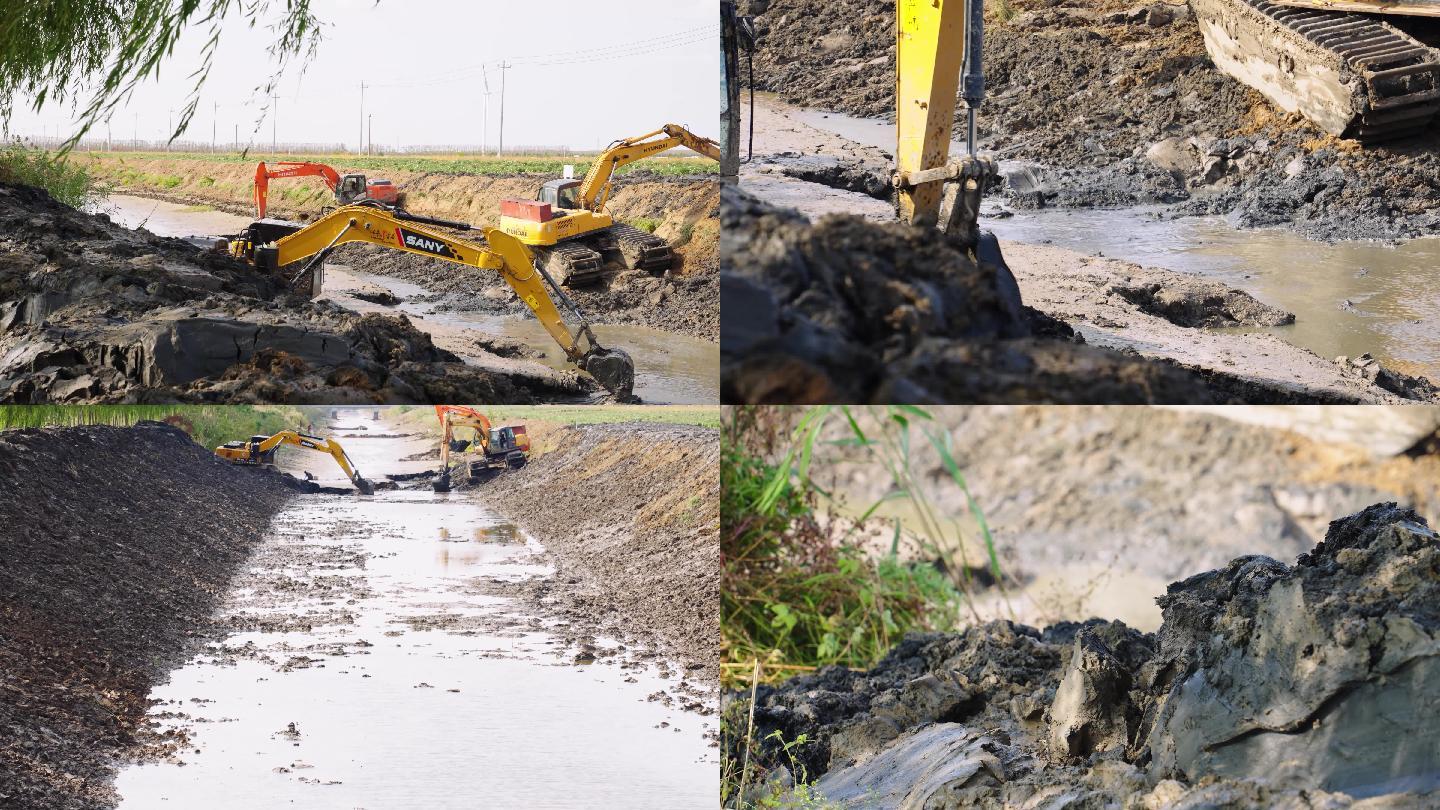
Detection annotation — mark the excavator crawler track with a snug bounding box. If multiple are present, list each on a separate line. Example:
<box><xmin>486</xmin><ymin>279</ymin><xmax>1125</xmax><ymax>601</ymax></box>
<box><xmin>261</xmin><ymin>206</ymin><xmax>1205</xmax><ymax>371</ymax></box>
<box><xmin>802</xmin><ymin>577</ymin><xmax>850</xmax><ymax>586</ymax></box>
<box><xmin>605</xmin><ymin>222</ymin><xmax>674</xmax><ymax>274</ymax></box>
<box><xmin>535</xmin><ymin>242</ymin><xmax>605</xmax><ymax>287</ymax></box>
<box><xmin>1194</xmin><ymin>0</ymin><xmax>1440</xmax><ymax>141</ymax></box>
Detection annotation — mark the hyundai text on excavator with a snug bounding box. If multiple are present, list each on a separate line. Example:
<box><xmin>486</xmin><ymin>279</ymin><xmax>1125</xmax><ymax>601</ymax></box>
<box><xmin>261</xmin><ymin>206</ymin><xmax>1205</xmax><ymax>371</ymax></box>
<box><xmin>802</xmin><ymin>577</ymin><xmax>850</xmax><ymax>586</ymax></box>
<box><xmin>215</xmin><ymin>430</ymin><xmax>376</xmax><ymax>494</ymax></box>
<box><xmin>253</xmin><ymin>161</ymin><xmax>404</xmax><ymax>219</ymax></box>
<box><xmin>430</xmin><ymin>405</ymin><xmax>529</xmax><ymax>492</ymax></box>
<box><xmin>893</xmin><ymin>0</ymin><xmax>1021</xmax><ymax>310</ymax></box>
<box><xmin>224</xmin><ymin>205</ymin><xmax>637</xmax><ymax>399</ymax></box>
<box><xmin>497</xmin><ymin>124</ymin><xmax>721</xmax><ymax>286</ymax></box>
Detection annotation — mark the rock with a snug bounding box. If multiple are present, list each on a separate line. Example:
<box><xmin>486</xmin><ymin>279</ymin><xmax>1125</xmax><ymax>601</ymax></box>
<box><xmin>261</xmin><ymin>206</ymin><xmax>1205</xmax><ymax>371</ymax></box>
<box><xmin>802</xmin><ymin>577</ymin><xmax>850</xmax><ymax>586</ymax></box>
<box><xmin>1144</xmin><ymin>137</ymin><xmax>1197</xmax><ymax>174</ymax></box>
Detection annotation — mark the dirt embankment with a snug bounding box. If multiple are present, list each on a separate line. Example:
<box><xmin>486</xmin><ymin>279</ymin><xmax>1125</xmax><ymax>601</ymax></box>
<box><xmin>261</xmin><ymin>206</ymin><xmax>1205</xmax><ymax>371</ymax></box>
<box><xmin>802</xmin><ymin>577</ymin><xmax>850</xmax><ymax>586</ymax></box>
<box><xmin>0</xmin><ymin>422</ymin><xmax>306</xmax><ymax>810</ymax></box>
<box><xmin>823</xmin><ymin>405</ymin><xmax>1440</xmax><ymax>629</ymax></box>
<box><xmin>0</xmin><ymin>182</ymin><xmax>593</xmax><ymax>403</ymax></box>
<box><xmin>721</xmin><ymin>184</ymin><xmax>1435</xmax><ymax>403</ymax></box>
<box><xmin>477</xmin><ymin>422</ymin><xmax>720</xmax><ymax>693</ymax></box>
<box><xmin>730</xmin><ymin>503</ymin><xmax>1440</xmax><ymax>808</ymax></box>
<box><xmin>83</xmin><ymin>155</ymin><xmax>721</xmax><ymax>341</ymax></box>
<box><xmin>742</xmin><ymin>0</ymin><xmax>1440</xmax><ymax>242</ymax></box>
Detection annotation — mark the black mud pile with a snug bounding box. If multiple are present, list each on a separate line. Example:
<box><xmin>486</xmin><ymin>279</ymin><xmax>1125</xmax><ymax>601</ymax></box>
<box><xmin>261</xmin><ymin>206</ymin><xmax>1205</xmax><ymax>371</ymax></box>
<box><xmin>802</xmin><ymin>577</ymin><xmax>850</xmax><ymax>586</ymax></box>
<box><xmin>722</xmin><ymin>184</ymin><xmax>1223</xmax><ymax>403</ymax></box>
<box><xmin>0</xmin><ymin>422</ymin><xmax>300</xmax><ymax>809</ymax></box>
<box><xmin>479</xmin><ymin>423</ymin><xmax>720</xmax><ymax>690</ymax></box>
<box><xmin>743</xmin><ymin>0</ymin><xmax>1440</xmax><ymax>241</ymax></box>
<box><xmin>0</xmin><ymin>183</ymin><xmax>592</xmax><ymax>403</ymax></box>
<box><xmin>728</xmin><ymin>503</ymin><xmax>1440</xmax><ymax>807</ymax></box>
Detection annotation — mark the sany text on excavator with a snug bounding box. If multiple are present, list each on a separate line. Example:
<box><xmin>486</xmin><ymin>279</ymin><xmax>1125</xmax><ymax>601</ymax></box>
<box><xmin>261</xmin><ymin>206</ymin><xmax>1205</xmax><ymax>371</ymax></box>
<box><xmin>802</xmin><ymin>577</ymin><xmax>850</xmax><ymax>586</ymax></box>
<box><xmin>430</xmin><ymin>405</ymin><xmax>529</xmax><ymax>492</ymax></box>
<box><xmin>214</xmin><ymin>430</ymin><xmax>375</xmax><ymax>494</ymax></box>
<box><xmin>253</xmin><ymin>161</ymin><xmax>403</xmax><ymax>219</ymax></box>
<box><xmin>498</xmin><ymin>124</ymin><xmax>721</xmax><ymax>286</ymax></box>
<box><xmin>893</xmin><ymin>0</ymin><xmax>1021</xmax><ymax>308</ymax></box>
<box><xmin>224</xmin><ymin>205</ymin><xmax>637</xmax><ymax>399</ymax></box>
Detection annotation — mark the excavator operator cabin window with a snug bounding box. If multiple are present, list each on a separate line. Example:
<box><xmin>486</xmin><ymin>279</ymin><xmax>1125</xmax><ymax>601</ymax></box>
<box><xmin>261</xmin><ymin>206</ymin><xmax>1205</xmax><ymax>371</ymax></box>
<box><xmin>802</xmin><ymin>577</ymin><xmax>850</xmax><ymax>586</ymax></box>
<box><xmin>556</xmin><ymin>182</ymin><xmax>580</xmax><ymax>210</ymax></box>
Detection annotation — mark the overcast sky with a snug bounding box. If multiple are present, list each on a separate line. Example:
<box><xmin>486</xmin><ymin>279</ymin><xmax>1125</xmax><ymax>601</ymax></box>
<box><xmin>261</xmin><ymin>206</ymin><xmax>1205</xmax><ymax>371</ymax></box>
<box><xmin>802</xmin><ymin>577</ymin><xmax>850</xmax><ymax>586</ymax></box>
<box><xmin>6</xmin><ymin>0</ymin><xmax>717</xmax><ymax>152</ymax></box>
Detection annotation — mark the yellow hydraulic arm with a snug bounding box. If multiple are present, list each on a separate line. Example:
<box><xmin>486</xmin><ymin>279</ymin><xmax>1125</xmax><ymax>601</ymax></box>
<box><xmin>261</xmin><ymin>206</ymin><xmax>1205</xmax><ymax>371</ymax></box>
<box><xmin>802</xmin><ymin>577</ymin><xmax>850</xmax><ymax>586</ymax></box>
<box><xmin>432</xmin><ymin>405</ymin><xmax>491</xmax><ymax>492</ymax></box>
<box><xmin>893</xmin><ymin>0</ymin><xmax>994</xmax><ymax>247</ymax></box>
<box><xmin>214</xmin><ymin>430</ymin><xmax>375</xmax><ymax>494</ymax></box>
<box><xmin>257</xmin><ymin>205</ymin><xmax>636</xmax><ymax>399</ymax></box>
<box><xmin>577</xmin><ymin>124</ymin><xmax>722</xmax><ymax>213</ymax></box>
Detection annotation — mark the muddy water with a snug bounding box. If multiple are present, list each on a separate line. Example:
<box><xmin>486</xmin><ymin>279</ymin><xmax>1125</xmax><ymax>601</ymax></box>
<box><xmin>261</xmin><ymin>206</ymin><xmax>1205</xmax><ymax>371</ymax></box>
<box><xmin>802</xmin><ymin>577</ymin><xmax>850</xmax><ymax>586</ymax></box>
<box><xmin>766</xmin><ymin>100</ymin><xmax>1440</xmax><ymax>381</ymax></box>
<box><xmin>95</xmin><ymin>194</ymin><xmax>720</xmax><ymax>403</ymax></box>
<box><xmin>113</xmin><ymin>418</ymin><xmax>715</xmax><ymax>808</ymax></box>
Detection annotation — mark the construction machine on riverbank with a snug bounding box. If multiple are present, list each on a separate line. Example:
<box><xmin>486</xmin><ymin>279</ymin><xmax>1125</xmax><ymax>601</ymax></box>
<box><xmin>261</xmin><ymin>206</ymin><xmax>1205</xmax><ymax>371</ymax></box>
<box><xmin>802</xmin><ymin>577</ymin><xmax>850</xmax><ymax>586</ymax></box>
<box><xmin>498</xmin><ymin>124</ymin><xmax>721</xmax><ymax>286</ymax></box>
<box><xmin>224</xmin><ymin>205</ymin><xmax>637</xmax><ymax>400</ymax></box>
<box><xmin>253</xmin><ymin>161</ymin><xmax>404</xmax><ymax>219</ymax></box>
<box><xmin>1192</xmin><ymin>0</ymin><xmax>1440</xmax><ymax>141</ymax></box>
<box><xmin>214</xmin><ymin>430</ymin><xmax>375</xmax><ymax>494</ymax></box>
<box><xmin>430</xmin><ymin>405</ymin><xmax>529</xmax><ymax>492</ymax></box>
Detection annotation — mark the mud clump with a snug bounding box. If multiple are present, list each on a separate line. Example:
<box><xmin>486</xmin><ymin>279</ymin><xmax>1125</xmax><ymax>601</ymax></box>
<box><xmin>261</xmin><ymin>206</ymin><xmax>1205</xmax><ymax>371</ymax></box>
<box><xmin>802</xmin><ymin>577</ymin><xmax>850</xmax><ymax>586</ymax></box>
<box><xmin>743</xmin><ymin>0</ymin><xmax>1440</xmax><ymax>241</ymax></box>
<box><xmin>729</xmin><ymin>503</ymin><xmax>1440</xmax><ymax>807</ymax></box>
<box><xmin>0</xmin><ymin>422</ymin><xmax>297</xmax><ymax>809</ymax></box>
<box><xmin>0</xmin><ymin>182</ymin><xmax>594</xmax><ymax>403</ymax></box>
<box><xmin>722</xmin><ymin>184</ymin><xmax>1224</xmax><ymax>403</ymax></box>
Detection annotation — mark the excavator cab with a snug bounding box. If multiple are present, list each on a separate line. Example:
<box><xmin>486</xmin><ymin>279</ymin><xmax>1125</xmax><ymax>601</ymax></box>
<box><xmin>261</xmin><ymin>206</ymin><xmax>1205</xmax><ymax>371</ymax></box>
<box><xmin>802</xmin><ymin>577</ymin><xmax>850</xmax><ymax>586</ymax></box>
<box><xmin>538</xmin><ymin>179</ymin><xmax>582</xmax><ymax>212</ymax></box>
<box><xmin>336</xmin><ymin>174</ymin><xmax>368</xmax><ymax>206</ymax></box>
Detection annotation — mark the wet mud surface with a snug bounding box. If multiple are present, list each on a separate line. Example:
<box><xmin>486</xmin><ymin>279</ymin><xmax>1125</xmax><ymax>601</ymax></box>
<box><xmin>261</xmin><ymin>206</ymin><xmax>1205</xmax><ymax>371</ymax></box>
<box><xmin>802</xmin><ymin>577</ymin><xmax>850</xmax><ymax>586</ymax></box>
<box><xmin>728</xmin><ymin>503</ymin><xmax>1440</xmax><ymax>808</ymax></box>
<box><xmin>1</xmin><ymin>413</ymin><xmax>720</xmax><ymax>808</ymax></box>
<box><xmin>741</xmin><ymin>0</ymin><xmax>1440</xmax><ymax>242</ymax></box>
<box><xmin>720</xmin><ymin>184</ymin><xmax>1436</xmax><ymax>404</ymax></box>
<box><xmin>0</xmin><ymin>422</ymin><xmax>299</xmax><ymax>809</ymax></box>
<box><xmin>0</xmin><ymin>184</ymin><xmax>595</xmax><ymax>403</ymax></box>
<box><xmin>731</xmin><ymin>99</ymin><xmax>1440</xmax><ymax>402</ymax></box>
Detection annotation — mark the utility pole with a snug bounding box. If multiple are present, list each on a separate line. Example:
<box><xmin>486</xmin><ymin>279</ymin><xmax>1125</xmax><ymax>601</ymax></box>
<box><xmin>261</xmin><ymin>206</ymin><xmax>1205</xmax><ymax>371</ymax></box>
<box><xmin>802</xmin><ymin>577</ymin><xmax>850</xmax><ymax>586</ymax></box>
<box><xmin>359</xmin><ymin>81</ymin><xmax>367</xmax><ymax>155</ymax></box>
<box><xmin>368</xmin><ymin>114</ymin><xmax>373</xmax><ymax>156</ymax></box>
<box><xmin>482</xmin><ymin>66</ymin><xmax>492</xmax><ymax>154</ymax></box>
<box><xmin>497</xmin><ymin>61</ymin><xmax>511</xmax><ymax>156</ymax></box>
<box><xmin>133</xmin><ymin>113</ymin><xmax>138</xmax><ymax>148</ymax></box>
<box><xmin>167</xmin><ymin>108</ymin><xmax>173</xmax><ymax>152</ymax></box>
<box><xmin>212</xmin><ymin>102</ymin><xmax>218</xmax><ymax>153</ymax></box>
<box><xmin>272</xmin><ymin>94</ymin><xmax>278</xmax><ymax>151</ymax></box>
<box><xmin>234</xmin><ymin>124</ymin><xmax>239</xmax><ymax>152</ymax></box>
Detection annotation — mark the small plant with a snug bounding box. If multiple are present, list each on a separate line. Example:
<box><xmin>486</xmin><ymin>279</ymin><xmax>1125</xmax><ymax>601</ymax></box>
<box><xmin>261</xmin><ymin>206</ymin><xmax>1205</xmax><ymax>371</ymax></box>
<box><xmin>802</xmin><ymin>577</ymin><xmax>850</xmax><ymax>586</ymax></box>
<box><xmin>678</xmin><ymin>221</ymin><xmax>696</xmax><ymax>246</ymax></box>
<box><xmin>993</xmin><ymin>0</ymin><xmax>1018</xmax><ymax>25</ymax></box>
<box><xmin>632</xmin><ymin>217</ymin><xmax>660</xmax><ymax>233</ymax></box>
<box><xmin>0</xmin><ymin>141</ymin><xmax>99</xmax><ymax>207</ymax></box>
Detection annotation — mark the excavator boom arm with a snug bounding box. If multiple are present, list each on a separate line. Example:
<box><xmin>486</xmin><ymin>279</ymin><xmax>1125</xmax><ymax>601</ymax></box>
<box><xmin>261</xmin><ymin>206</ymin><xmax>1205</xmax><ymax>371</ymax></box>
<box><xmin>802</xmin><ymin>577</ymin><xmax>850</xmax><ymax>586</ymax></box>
<box><xmin>577</xmin><ymin>124</ymin><xmax>721</xmax><ymax>212</ymax></box>
<box><xmin>894</xmin><ymin>0</ymin><xmax>968</xmax><ymax>227</ymax></box>
<box><xmin>267</xmin><ymin>207</ymin><xmax>636</xmax><ymax>397</ymax></box>
<box><xmin>237</xmin><ymin>430</ymin><xmax>373</xmax><ymax>493</ymax></box>
<box><xmin>254</xmin><ymin>162</ymin><xmax>343</xmax><ymax>219</ymax></box>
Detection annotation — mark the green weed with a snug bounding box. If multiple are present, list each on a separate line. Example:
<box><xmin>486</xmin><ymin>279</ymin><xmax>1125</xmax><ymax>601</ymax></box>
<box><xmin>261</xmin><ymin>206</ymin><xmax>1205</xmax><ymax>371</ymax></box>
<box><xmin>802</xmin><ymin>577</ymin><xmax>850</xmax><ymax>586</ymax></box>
<box><xmin>0</xmin><ymin>142</ymin><xmax>99</xmax><ymax>207</ymax></box>
<box><xmin>0</xmin><ymin>405</ymin><xmax>305</xmax><ymax>453</ymax></box>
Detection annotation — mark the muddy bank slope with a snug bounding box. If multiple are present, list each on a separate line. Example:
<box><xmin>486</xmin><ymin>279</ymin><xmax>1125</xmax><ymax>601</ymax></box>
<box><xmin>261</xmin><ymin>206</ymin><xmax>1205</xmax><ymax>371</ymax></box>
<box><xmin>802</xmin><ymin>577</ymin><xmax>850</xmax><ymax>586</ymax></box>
<box><xmin>479</xmin><ymin>422</ymin><xmax>720</xmax><ymax>688</ymax></box>
<box><xmin>729</xmin><ymin>503</ymin><xmax>1440</xmax><ymax>808</ymax></box>
<box><xmin>743</xmin><ymin>0</ymin><xmax>1440</xmax><ymax>241</ymax></box>
<box><xmin>0</xmin><ymin>183</ymin><xmax>591</xmax><ymax>403</ymax></box>
<box><xmin>722</xmin><ymin>184</ymin><xmax>1427</xmax><ymax>403</ymax></box>
<box><xmin>824</xmin><ymin>405</ymin><xmax>1440</xmax><ymax>629</ymax></box>
<box><xmin>0</xmin><ymin>422</ymin><xmax>301</xmax><ymax>810</ymax></box>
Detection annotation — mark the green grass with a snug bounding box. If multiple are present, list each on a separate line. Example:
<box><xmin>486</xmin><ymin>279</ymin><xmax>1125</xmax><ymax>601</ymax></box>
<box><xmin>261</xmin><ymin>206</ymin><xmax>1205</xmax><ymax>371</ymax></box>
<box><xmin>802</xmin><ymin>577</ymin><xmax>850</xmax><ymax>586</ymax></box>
<box><xmin>0</xmin><ymin>405</ymin><xmax>306</xmax><ymax>454</ymax></box>
<box><xmin>631</xmin><ymin>217</ymin><xmax>660</xmax><ymax>233</ymax></box>
<box><xmin>0</xmin><ymin>142</ymin><xmax>100</xmax><ymax>207</ymax></box>
<box><xmin>85</xmin><ymin>150</ymin><xmax>718</xmax><ymax>178</ymax></box>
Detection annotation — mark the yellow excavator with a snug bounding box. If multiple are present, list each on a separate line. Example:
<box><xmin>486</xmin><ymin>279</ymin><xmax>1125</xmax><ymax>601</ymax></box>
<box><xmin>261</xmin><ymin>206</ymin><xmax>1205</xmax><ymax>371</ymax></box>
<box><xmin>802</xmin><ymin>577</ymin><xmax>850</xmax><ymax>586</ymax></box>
<box><xmin>214</xmin><ymin>430</ymin><xmax>375</xmax><ymax>494</ymax></box>
<box><xmin>893</xmin><ymin>0</ymin><xmax>1022</xmax><ymax>311</ymax></box>
<box><xmin>431</xmin><ymin>405</ymin><xmax>529</xmax><ymax>492</ymax></box>
<box><xmin>225</xmin><ymin>205</ymin><xmax>636</xmax><ymax>399</ymax></box>
<box><xmin>498</xmin><ymin>124</ymin><xmax>721</xmax><ymax>286</ymax></box>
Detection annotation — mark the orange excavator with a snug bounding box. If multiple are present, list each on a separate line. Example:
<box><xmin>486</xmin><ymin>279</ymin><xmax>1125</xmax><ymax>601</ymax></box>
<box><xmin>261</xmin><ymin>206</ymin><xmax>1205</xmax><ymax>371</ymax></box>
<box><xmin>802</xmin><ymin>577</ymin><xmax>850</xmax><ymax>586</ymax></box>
<box><xmin>432</xmin><ymin>405</ymin><xmax>530</xmax><ymax>492</ymax></box>
<box><xmin>253</xmin><ymin>161</ymin><xmax>403</xmax><ymax>219</ymax></box>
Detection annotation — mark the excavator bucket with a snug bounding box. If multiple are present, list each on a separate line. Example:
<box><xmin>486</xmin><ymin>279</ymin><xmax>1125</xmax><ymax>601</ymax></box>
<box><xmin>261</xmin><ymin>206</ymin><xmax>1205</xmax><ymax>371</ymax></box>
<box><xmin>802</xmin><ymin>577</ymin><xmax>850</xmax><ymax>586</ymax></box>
<box><xmin>581</xmin><ymin>347</ymin><xmax>637</xmax><ymax>401</ymax></box>
<box><xmin>432</xmin><ymin>469</ymin><xmax>452</xmax><ymax>493</ymax></box>
<box><xmin>352</xmin><ymin>475</ymin><xmax>376</xmax><ymax>495</ymax></box>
